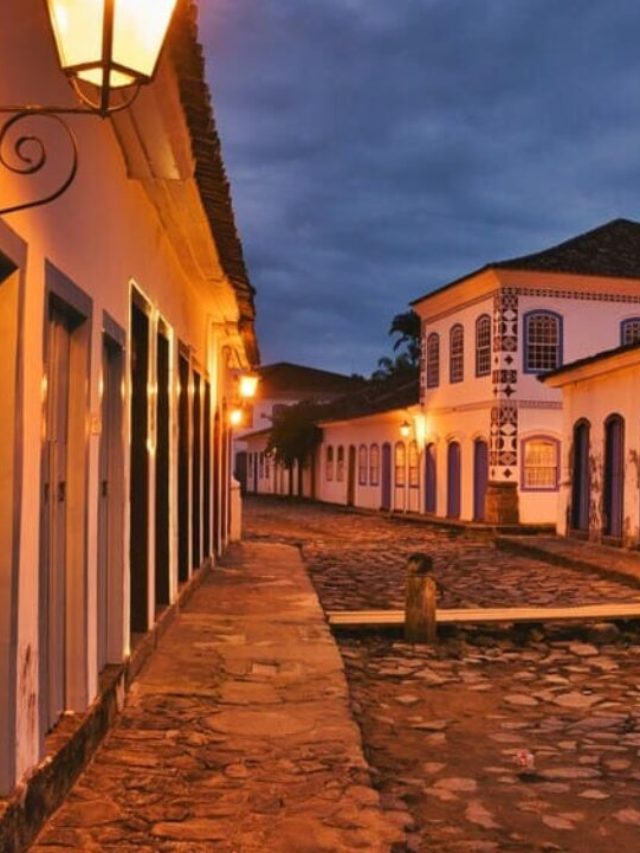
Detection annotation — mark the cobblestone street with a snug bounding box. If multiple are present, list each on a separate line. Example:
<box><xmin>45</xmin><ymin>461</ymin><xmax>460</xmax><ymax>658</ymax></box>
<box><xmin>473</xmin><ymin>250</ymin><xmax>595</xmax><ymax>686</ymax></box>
<box><xmin>246</xmin><ymin>497</ymin><xmax>640</xmax><ymax>852</ymax></box>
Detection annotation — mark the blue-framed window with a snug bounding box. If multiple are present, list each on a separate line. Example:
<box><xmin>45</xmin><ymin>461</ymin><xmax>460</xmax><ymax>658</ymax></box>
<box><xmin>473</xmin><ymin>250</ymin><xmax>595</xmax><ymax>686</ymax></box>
<box><xmin>426</xmin><ymin>332</ymin><xmax>440</xmax><ymax>388</ymax></box>
<box><xmin>475</xmin><ymin>314</ymin><xmax>492</xmax><ymax>377</ymax></box>
<box><xmin>621</xmin><ymin>318</ymin><xmax>640</xmax><ymax>346</ymax></box>
<box><xmin>523</xmin><ymin>310</ymin><xmax>562</xmax><ymax>373</ymax></box>
<box><xmin>449</xmin><ymin>324</ymin><xmax>464</xmax><ymax>383</ymax></box>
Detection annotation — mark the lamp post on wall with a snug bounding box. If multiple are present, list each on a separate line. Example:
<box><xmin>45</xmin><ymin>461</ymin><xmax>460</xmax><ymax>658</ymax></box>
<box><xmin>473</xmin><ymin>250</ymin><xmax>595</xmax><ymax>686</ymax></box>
<box><xmin>0</xmin><ymin>0</ymin><xmax>178</xmax><ymax>215</ymax></box>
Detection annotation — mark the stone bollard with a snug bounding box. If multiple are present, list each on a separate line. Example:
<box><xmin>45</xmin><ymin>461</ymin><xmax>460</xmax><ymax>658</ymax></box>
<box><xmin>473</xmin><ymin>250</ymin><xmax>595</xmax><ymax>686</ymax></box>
<box><xmin>404</xmin><ymin>553</ymin><xmax>437</xmax><ymax>644</ymax></box>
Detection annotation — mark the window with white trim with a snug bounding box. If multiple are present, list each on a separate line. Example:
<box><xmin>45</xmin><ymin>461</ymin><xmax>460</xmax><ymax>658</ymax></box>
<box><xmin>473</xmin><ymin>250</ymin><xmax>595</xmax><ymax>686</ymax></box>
<box><xmin>426</xmin><ymin>332</ymin><xmax>440</xmax><ymax>388</ymax></box>
<box><xmin>522</xmin><ymin>437</ymin><xmax>559</xmax><ymax>490</ymax></box>
<box><xmin>369</xmin><ymin>444</ymin><xmax>380</xmax><ymax>485</ymax></box>
<box><xmin>524</xmin><ymin>311</ymin><xmax>562</xmax><ymax>372</ymax></box>
<box><xmin>621</xmin><ymin>318</ymin><xmax>640</xmax><ymax>346</ymax></box>
<box><xmin>449</xmin><ymin>324</ymin><xmax>464</xmax><ymax>383</ymax></box>
<box><xmin>475</xmin><ymin>314</ymin><xmax>491</xmax><ymax>377</ymax></box>
<box><xmin>358</xmin><ymin>444</ymin><xmax>368</xmax><ymax>485</ymax></box>
<box><xmin>408</xmin><ymin>440</ymin><xmax>419</xmax><ymax>488</ymax></box>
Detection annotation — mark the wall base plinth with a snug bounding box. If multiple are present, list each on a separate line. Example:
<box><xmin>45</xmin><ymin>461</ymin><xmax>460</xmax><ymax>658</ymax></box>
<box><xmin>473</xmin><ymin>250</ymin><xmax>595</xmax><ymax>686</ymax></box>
<box><xmin>485</xmin><ymin>481</ymin><xmax>520</xmax><ymax>525</ymax></box>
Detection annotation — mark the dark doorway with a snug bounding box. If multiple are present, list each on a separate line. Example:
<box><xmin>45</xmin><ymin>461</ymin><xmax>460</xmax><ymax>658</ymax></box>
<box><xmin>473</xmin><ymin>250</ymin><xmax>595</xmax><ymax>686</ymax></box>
<box><xmin>98</xmin><ymin>333</ymin><xmax>125</xmax><ymax>671</ymax></box>
<box><xmin>177</xmin><ymin>353</ymin><xmax>190</xmax><ymax>583</ymax></box>
<box><xmin>571</xmin><ymin>420</ymin><xmax>590</xmax><ymax>532</ymax></box>
<box><xmin>347</xmin><ymin>445</ymin><xmax>356</xmax><ymax>506</ymax></box>
<box><xmin>155</xmin><ymin>330</ymin><xmax>170</xmax><ymax>608</ymax></box>
<box><xmin>603</xmin><ymin>414</ymin><xmax>624</xmax><ymax>539</ymax></box>
<box><xmin>221</xmin><ymin>409</ymin><xmax>229</xmax><ymax>540</ymax></box>
<box><xmin>235</xmin><ymin>451</ymin><xmax>248</xmax><ymax>493</ymax></box>
<box><xmin>473</xmin><ymin>439</ymin><xmax>488</xmax><ymax>522</ymax></box>
<box><xmin>130</xmin><ymin>302</ymin><xmax>149</xmax><ymax>634</ymax></box>
<box><xmin>192</xmin><ymin>371</ymin><xmax>202</xmax><ymax>569</ymax></box>
<box><xmin>381</xmin><ymin>442</ymin><xmax>392</xmax><ymax>510</ymax></box>
<box><xmin>447</xmin><ymin>441</ymin><xmax>461</xmax><ymax>519</ymax></box>
<box><xmin>425</xmin><ymin>443</ymin><xmax>437</xmax><ymax>514</ymax></box>
<box><xmin>203</xmin><ymin>381</ymin><xmax>212</xmax><ymax>560</ymax></box>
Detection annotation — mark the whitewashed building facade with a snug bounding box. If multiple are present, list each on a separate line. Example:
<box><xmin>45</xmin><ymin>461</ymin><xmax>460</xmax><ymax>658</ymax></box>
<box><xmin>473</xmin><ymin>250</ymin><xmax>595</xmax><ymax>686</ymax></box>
<box><xmin>543</xmin><ymin>341</ymin><xmax>640</xmax><ymax>546</ymax></box>
<box><xmin>0</xmin><ymin>0</ymin><xmax>257</xmax><ymax>810</ymax></box>
<box><xmin>411</xmin><ymin>219</ymin><xmax>640</xmax><ymax>526</ymax></box>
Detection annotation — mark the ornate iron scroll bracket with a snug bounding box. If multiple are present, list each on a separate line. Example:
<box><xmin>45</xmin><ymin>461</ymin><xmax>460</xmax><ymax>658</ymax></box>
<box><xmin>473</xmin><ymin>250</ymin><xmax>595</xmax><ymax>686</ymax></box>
<box><xmin>0</xmin><ymin>85</ymin><xmax>141</xmax><ymax>216</ymax></box>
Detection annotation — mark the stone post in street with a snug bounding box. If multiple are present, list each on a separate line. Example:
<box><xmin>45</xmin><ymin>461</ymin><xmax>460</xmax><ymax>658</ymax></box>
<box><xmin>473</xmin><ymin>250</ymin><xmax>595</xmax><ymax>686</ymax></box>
<box><xmin>404</xmin><ymin>553</ymin><xmax>437</xmax><ymax>644</ymax></box>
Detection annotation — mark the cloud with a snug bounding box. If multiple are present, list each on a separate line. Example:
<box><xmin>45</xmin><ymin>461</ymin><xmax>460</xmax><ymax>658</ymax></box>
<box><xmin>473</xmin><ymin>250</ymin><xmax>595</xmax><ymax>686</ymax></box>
<box><xmin>199</xmin><ymin>0</ymin><xmax>640</xmax><ymax>374</ymax></box>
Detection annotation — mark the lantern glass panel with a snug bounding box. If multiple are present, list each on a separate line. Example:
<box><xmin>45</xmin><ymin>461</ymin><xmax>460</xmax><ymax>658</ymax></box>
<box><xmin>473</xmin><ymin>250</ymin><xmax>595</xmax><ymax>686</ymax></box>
<box><xmin>112</xmin><ymin>0</ymin><xmax>177</xmax><ymax>81</ymax></box>
<box><xmin>47</xmin><ymin>0</ymin><xmax>104</xmax><ymax>73</ymax></box>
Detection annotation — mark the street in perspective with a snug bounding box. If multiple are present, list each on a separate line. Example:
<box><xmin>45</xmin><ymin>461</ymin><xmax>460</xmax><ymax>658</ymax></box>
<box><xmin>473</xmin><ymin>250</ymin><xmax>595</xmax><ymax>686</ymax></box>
<box><xmin>29</xmin><ymin>497</ymin><xmax>640</xmax><ymax>852</ymax></box>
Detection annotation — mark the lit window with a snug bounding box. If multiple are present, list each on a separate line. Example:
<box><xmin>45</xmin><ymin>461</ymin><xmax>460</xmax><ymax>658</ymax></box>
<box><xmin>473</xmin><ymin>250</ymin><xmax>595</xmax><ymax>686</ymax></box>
<box><xmin>369</xmin><ymin>444</ymin><xmax>380</xmax><ymax>485</ymax></box>
<box><xmin>426</xmin><ymin>332</ymin><xmax>440</xmax><ymax>388</ymax></box>
<box><xmin>475</xmin><ymin>314</ymin><xmax>492</xmax><ymax>377</ymax></box>
<box><xmin>336</xmin><ymin>446</ymin><xmax>345</xmax><ymax>482</ymax></box>
<box><xmin>621</xmin><ymin>318</ymin><xmax>640</xmax><ymax>346</ymax></box>
<box><xmin>408</xmin><ymin>440</ymin><xmax>419</xmax><ymax>488</ymax></box>
<box><xmin>522</xmin><ymin>437</ymin><xmax>559</xmax><ymax>490</ymax></box>
<box><xmin>449</xmin><ymin>324</ymin><xmax>464</xmax><ymax>383</ymax></box>
<box><xmin>358</xmin><ymin>444</ymin><xmax>368</xmax><ymax>485</ymax></box>
<box><xmin>394</xmin><ymin>441</ymin><xmax>406</xmax><ymax>487</ymax></box>
<box><xmin>326</xmin><ymin>446</ymin><xmax>334</xmax><ymax>481</ymax></box>
<box><xmin>524</xmin><ymin>311</ymin><xmax>562</xmax><ymax>372</ymax></box>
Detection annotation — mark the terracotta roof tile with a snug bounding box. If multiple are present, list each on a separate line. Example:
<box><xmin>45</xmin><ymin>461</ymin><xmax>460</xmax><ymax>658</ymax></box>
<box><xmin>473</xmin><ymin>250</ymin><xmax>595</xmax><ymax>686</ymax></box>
<box><xmin>169</xmin><ymin>1</ymin><xmax>259</xmax><ymax>365</ymax></box>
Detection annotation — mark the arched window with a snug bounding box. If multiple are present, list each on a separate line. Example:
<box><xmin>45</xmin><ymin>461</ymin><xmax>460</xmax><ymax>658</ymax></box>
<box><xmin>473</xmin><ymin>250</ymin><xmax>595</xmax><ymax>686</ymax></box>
<box><xmin>449</xmin><ymin>324</ymin><xmax>464</xmax><ymax>383</ymax></box>
<box><xmin>621</xmin><ymin>318</ymin><xmax>640</xmax><ymax>346</ymax></box>
<box><xmin>336</xmin><ymin>446</ymin><xmax>345</xmax><ymax>482</ymax></box>
<box><xmin>394</xmin><ymin>442</ymin><xmax>406</xmax><ymax>487</ymax></box>
<box><xmin>426</xmin><ymin>332</ymin><xmax>440</xmax><ymax>388</ymax></box>
<box><xmin>475</xmin><ymin>314</ymin><xmax>492</xmax><ymax>377</ymax></box>
<box><xmin>521</xmin><ymin>437</ymin><xmax>559</xmax><ymax>490</ymax></box>
<box><xmin>369</xmin><ymin>444</ymin><xmax>380</xmax><ymax>486</ymax></box>
<box><xmin>326</xmin><ymin>445</ymin><xmax>334</xmax><ymax>482</ymax></box>
<box><xmin>524</xmin><ymin>310</ymin><xmax>562</xmax><ymax>373</ymax></box>
<box><xmin>408</xmin><ymin>440</ymin><xmax>419</xmax><ymax>488</ymax></box>
<box><xmin>358</xmin><ymin>444</ymin><xmax>368</xmax><ymax>485</ymax></box>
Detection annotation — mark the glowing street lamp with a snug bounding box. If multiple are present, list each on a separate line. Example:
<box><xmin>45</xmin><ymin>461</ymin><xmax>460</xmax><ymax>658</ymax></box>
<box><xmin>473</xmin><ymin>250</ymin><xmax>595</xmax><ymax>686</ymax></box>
<box><xmin>229</xmin><ymin>407</ymin><xmax>244</xmax><ymax>428</ymax></box>
<box><xmin>1</xmin><ymin>0</ymin><xmax>179</xmax><ymax>215</ymax></box>
<box><xmin>47</xmin><ymin>0</ymin><xmax>178</xmax><ymax>112</ymax></box>
<box><xmin>238</xmin><ymin>373</ymin><xmax>259</xmax><ymax>400</ymax></box>
<box><xmin>400</xmin><ymin>420</ymin><xmax>412</xmax><ymax>439</ymax></box>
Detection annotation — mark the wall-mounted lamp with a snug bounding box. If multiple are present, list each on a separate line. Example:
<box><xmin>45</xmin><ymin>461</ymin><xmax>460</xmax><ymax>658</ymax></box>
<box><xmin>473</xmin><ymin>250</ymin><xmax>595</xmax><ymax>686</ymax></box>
<box><xmin>238</xmin><ymin>372</ymin><xmax>259</xmax><ymax>400</ymax></box>
<box><xmin>229</xmin><ymin>407</ymin><xmax>244</xmax><ymax>428</ymax></box>
<box><xmin>400</xmin><ymin>420</ymin><xmax>412</xmax><ymax>439</ymax></box>
<box><xmin>0</xmin><ymin>0</ymin><xmax>178</xmax><ymax>215</ymax></box>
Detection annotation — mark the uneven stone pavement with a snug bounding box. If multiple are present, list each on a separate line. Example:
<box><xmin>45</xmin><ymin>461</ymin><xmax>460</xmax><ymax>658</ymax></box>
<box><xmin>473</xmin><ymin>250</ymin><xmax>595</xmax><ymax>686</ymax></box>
<box><xmin>31</xmin><ymin>541</ymin><xmax>403</xmax><ymax>852</ymax></box>
<box><xmin>246</xmin><ymin>497</ymin><xmax>640</xmax><ymax>852</ymax></box>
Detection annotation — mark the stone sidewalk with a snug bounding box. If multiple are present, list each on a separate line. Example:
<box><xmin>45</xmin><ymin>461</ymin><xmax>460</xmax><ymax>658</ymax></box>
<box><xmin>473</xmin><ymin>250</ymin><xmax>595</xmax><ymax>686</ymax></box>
<box><xmin>31</xmin><ymin>542</ymin><xmax>404</xmax><ymax>852</ymax></box>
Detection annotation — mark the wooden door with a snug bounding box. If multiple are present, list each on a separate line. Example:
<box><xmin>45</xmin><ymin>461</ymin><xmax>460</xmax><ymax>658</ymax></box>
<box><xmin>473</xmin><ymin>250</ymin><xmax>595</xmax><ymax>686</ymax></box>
<box><xmin>347</xmin><ymin>445</ymin><xmax>356</xmax><ymax>506</ymax></box>
<box><xmin>603</xmin><ymin>415</ymin><xmax>624</xmax><ymax>538</ymax></box>
<box><xmin>425</xmin><ymin>443</ymin><xmax>437</xmax><ymax>514</ymax></box>
<box><xmin>155</xmin><ymin>331</ymin><xmax>170</xmax><ymax>607</ymax></box>
<box><xmin>381</xmin><ymin>443</ymin><xmax>392</xmax><ymax>510</ymax></box>
<box><xmin>473</xmin><ymin>439</ymin><xmax>488</xmax><ymax>522</ymax></box>
<box><xmin>177</xmin><ymin>354</ymin><xmax>190</xmax><ymax>581</ymax></box>
<box><xmin>41</xmin><ymin>306</ymin><xmax>72</xmax><ymax>730</ymax></box>
<box><xmin>129</xmin><ymin>303</ymin><xmax>149</xmax><ymax>634</ymax></box>
<box><xmin>447</xmin><ymin>442</ymin><xmax>461</xmax><ymax>519</ymax></box>
<box><xmin>571</xmin><ymin>420</ymin><xmax>590</xmax><ymax>532</ymax></box>
<box><xmin>192</xmin><ymin>371</ymin><xmax>202</xmax><ymax>569</ymax></box>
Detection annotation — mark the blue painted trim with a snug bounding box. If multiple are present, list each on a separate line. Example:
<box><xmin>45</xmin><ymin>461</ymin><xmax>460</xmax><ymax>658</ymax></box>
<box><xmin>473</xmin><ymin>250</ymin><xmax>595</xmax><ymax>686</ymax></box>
<box><xmin>620</xmin><ymin>317</ymin><xmax>640</xmax><ymax>345</ymax></box>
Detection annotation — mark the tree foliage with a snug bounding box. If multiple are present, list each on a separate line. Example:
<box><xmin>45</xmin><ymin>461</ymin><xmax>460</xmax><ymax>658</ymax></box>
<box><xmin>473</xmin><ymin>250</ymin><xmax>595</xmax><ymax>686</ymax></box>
<box><xmin>266</xmin><ymin>402</ymin><xmax>323</xmax><ymax>471</ymax></box>
<box><xmin>370</xmin><ymin>310</ymin><xmax>421</xmax><ymax>382</ymax></box>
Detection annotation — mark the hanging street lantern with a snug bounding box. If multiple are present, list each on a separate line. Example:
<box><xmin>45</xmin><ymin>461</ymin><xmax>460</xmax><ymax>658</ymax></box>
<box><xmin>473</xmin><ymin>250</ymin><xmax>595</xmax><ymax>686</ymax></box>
<box><xmin>1</xmin><ymin>0</ymin><xmax>179</xmax><ymax>215</ymax></box>
<box><xmin>238</xmin><ymin>373</ymin><xmax>259</xmax><ymax>400</ymax></box>
<box><xmin>400</xmin><ymin>420</ymin><xmax>412</xmax><ymax>439</ymax></box>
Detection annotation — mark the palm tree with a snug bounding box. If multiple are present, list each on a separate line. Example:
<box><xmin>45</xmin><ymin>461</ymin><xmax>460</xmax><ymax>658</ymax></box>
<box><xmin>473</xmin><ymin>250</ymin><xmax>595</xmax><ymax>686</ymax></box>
<box><xmin>389</xmin><ymin>310</ymin><xmax>421</xmax><ymax>367</ymax></box>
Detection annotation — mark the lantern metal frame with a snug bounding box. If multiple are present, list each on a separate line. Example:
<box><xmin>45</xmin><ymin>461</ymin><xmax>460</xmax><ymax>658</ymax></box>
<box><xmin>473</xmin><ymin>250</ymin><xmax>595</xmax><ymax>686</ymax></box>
<box><xmin>0</xmin><ymin>0</ymin><xmax>175</xmax><ymax>216</ymax></box>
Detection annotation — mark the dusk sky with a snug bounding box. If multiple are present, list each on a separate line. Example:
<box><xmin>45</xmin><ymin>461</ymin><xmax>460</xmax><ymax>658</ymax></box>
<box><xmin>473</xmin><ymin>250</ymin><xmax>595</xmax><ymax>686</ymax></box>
<box><xmin>198</xmin><ymin>1</ymin><xmax>640</xmax><ymax>376</ymax></box>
